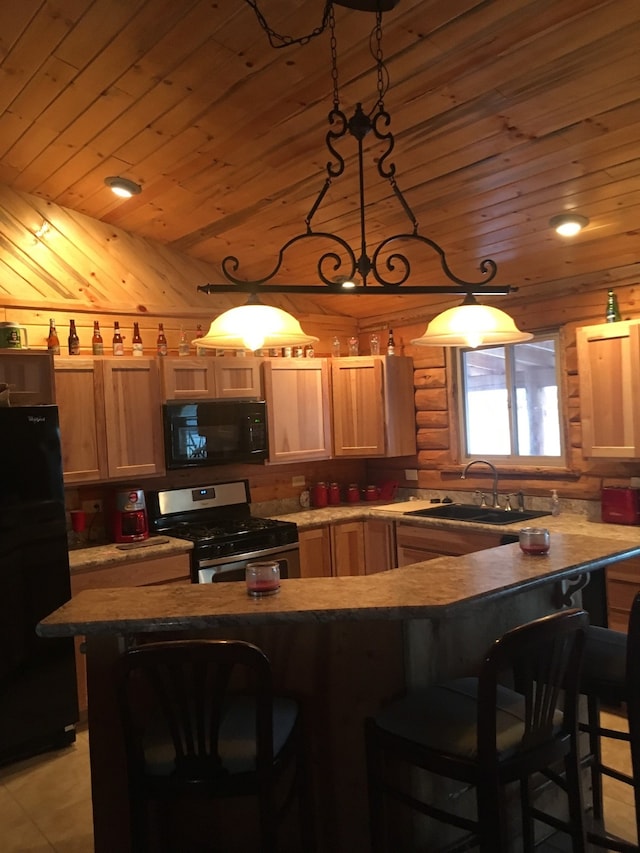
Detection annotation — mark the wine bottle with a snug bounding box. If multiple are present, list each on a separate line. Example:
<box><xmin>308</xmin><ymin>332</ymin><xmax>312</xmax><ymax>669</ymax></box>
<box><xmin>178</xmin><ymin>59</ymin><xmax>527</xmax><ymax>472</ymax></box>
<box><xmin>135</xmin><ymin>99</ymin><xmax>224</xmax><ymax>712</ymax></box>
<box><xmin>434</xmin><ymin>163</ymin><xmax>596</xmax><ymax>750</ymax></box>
<box><xmin>132</xmin><ymin>322</ymin><xmax>143</xmax><ymax>356</ymax></box>
<box><xmin>178</xmin><ymin>326</ymin><xmax>190</xmax><ymax>356</ymax></box>
<box><xmin>92</xmin><ymin>321</ymin><xmax>104</xmax><ymax>355</ymax></box>
<box><xmin>387</xmin><ymin>328</ymin><xmax>396</xmax><ymax>355</ymax></box>
<box><xmin>68</xmin><ymin>319</ymin><xmax>80</xmax><ymax>355</ymax></box>
<box><xmin>156</xmin><ymin>323</ymin><xmax>168</xmax><ymax>356</ymax></box>
<box><xmin>46</xmin><ymin>318</ymin><xmax>60</xmax><ymax>355</ymax></box>
<box><xmin>605</xmin><ymin>290</ymin><xmax>621</xmax><ymax>323</ymax></box>
<box><xmin>112</xmin><ymin>321</ymin><xmax>124</xmax><ymax>356</ymax></box>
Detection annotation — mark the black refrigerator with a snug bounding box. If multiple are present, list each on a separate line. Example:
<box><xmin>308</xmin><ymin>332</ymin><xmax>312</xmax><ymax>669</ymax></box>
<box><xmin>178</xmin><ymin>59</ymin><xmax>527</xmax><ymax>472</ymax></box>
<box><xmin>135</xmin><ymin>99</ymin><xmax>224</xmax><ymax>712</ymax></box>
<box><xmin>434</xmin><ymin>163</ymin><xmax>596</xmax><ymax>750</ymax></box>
<box><xmin>0</xmin><ymin>405</ymin><xmax>78</xmax><ymax>766</ymax></box>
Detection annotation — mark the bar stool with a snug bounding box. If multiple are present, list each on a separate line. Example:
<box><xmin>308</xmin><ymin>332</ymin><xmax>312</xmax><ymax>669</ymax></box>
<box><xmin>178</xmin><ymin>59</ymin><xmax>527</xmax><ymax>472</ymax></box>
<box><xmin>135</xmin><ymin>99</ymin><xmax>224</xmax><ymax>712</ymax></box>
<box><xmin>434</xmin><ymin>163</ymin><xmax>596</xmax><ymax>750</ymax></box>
<box><xmin>116</xmin><ymin>638</ymin><xmax>315</xmax><ymax>853</ymax></box>
<box><xmin>580</xmin><ymin>593</ymin><xmax>640</xmax><ymax>851</ymax></box>
<box><xmin>364</xmin><ymin>609</ymin><xmax>589</xmax><ymax>852</ymax></box>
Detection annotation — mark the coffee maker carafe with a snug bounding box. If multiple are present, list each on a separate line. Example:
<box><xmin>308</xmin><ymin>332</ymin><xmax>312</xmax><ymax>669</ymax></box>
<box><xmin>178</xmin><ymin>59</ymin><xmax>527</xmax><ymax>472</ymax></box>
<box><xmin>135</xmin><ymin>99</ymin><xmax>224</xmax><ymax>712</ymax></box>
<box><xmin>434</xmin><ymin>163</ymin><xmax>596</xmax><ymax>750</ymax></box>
<box><xmin>111</xmin><ymin>487</ymin><xmax>149</xmax><ymax>543</ymax></box>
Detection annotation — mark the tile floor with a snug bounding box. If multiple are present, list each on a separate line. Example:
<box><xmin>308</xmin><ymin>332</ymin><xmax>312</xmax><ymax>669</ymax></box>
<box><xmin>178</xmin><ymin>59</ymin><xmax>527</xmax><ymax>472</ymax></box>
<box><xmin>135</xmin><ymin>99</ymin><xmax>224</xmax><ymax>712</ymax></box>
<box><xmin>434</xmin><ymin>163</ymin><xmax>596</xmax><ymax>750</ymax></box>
<box><xmin>0</xmin><ymin>712</ymin><xmax>636</xmax><ymax>852</ymax></box>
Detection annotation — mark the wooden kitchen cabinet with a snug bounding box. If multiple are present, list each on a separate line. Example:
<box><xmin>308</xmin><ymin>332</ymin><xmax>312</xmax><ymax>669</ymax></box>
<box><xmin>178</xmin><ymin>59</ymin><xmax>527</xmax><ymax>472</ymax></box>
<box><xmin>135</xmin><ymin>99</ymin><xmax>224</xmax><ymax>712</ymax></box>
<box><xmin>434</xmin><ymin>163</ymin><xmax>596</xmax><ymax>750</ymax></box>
<box><xmin>576</xmin><ymin>319</ymin><xmax>640</xmax><ymax>458</ymax></box>
<box><xmin>298</xmin><ymin>520</ymin><xmax>369</xmax><ymax>577</ymax></box>
<box><xmin>71</xmin><ymin>551</ymin><xmax>191</xmax><ymax>714</ymax></box>
<box><xmin>159</xmin><ymin>356</ymin><xmax>262</xmax><ymax>400</ymax></box>
<box><xmin>298</xmin><ymin>526</ymin><xmax>333</xmax><ymax>578</ymax></box>
<box><xmin>331</xmin><ymin>521</ymin><xmax>366</xmax><ymax>576</ymax></box>
<box><xmin>606</xmin><ymin>558</ymin><xmax>640</xmax><ymax>632</ymax></box>
<box><xmin>55</xmin><ymin>357</ymin><xmax>165</xmax><ymax>483</ymax></box>
<box><xmin>262</xmin><ymin>358</ymin><xmax>332</xmax><ymax>463</ymax></box>
<box><xmin>395</xmin><ymin>523</ymin><xmax>511</xmax><ymax>566</ymax></box>
<box><xmin>331</xmin><ymin>355</ymin><xmax>416</xmax><ymax>458</ymax></box>
<box><xmin>0</xmin><ymin>350</ymin><xmax>55</xmax><ymax>405</ymax></box>
<box><xmin>364</xmin><ymin>518</ymin><xmax>396</xmax><ymax>574</ymax></box>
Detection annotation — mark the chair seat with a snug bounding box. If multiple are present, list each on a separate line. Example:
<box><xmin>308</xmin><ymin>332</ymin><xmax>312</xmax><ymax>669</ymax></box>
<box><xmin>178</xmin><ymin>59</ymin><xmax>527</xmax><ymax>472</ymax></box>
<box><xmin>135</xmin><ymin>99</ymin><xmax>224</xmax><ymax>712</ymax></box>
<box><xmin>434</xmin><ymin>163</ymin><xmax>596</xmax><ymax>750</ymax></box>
<box><xmin>581</xmin><ymin>626</ymin><xmax>626</xmax><ymax>703</ymax></box>
<box><xmin>144</xmin><ymin>695</ymin><xmax>300</xmax><ymax>777</ymax></box>
<box><xmin>374</xmin><ymin>677</ymin><xmax>562</xmax><ymax>763</ymax></box>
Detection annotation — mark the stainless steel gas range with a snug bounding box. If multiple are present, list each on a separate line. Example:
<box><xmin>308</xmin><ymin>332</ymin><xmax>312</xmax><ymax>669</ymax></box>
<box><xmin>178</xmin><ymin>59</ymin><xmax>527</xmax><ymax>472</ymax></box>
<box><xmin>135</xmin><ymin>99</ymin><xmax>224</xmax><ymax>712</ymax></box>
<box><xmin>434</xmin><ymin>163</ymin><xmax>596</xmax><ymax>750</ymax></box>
<box><xmin>146</xmin><ymin>480</ymin><xmax>299</xmax><ymax>583</ymax></box>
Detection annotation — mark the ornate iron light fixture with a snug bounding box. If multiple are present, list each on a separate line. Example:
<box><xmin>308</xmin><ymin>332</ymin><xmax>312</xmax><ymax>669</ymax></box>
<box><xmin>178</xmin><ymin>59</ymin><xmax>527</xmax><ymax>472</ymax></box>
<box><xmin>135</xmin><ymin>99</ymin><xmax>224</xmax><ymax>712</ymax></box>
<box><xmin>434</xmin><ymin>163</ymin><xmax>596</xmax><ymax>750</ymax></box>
<box><xmin>198</xmin><ymin>1</ymin><xmax>514</xmax><ymax>301</ymax></box>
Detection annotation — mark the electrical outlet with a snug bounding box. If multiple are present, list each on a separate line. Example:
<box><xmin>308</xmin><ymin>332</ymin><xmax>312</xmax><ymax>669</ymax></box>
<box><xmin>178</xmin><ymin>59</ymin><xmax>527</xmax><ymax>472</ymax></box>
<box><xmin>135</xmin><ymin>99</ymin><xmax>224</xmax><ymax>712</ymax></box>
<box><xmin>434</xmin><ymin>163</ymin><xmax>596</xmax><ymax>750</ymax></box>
<box><xmin>631</xmin><ymin>477</ymin><xmax>640</xmax><ymax>488</ymax></box>
<box><xmin>291</xmin><ymin>475</ymin><xmax>306</xmax><ymax>487</ymax></box>
<box><xmin>404</xmin><ymin>469</ymin><xmax>419</xmax><ymax>481</ymax></box>
<box><xmin>82</xmin><ymin>499</ymin><xmax>103</xmax><ymax>514</ymax></box>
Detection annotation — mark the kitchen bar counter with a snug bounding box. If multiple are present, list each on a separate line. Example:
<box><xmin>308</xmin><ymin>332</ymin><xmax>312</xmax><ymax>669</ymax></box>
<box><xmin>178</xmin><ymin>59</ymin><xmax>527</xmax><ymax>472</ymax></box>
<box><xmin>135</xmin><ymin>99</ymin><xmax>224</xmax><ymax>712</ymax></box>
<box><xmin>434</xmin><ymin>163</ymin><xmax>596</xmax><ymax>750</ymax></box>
<box><xmin>39</xmin><ymin>533</ymin><xmax>640</xmax><ymax>853</ymax></box>
<box><xmin>43</xmin><ymin>533</ymin><xmax>639</xmax><ymax>635</ymax></box>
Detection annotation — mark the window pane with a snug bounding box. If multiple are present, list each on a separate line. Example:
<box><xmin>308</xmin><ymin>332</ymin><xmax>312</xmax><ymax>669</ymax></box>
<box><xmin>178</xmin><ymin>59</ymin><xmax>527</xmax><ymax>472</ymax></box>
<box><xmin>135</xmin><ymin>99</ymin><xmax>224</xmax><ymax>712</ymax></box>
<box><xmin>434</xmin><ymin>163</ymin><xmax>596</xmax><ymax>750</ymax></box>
<box><xmin>462</xmin><ymin>347</ymin><xmax>512</xmax><ymax>455</ymax></box>
<box><xmin>513</xmin><ymin>339</ymin><xmax>561</xmax><ymax>456</ymax></box>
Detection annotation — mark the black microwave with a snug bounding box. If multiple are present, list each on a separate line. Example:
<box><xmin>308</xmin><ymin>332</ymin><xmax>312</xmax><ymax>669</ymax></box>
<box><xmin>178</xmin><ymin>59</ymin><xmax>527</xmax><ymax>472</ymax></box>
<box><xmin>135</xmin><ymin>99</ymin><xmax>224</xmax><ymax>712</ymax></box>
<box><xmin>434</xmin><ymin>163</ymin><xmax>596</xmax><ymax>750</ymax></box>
<box><xmin>162</xmin><ymin>400</ymin><xmax>268</xmax><ymax>469</ymax></box>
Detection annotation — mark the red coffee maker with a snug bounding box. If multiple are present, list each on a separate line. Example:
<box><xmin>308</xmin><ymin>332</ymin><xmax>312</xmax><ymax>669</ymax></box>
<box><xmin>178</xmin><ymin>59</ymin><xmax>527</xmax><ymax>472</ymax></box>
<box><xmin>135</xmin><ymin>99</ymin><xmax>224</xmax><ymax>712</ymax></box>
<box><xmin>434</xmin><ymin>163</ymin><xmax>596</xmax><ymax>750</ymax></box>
<box><xmin>111</xmin><ymin>487</ymin><xmax>149</xmax><ymax>543</ymax></box>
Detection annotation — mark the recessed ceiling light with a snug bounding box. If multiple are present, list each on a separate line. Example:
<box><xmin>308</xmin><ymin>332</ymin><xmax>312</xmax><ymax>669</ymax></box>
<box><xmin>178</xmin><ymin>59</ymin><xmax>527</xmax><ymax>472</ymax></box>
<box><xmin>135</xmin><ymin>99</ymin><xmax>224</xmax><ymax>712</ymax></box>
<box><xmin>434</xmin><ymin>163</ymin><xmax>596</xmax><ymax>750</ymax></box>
<box><xmin>549</xmin><ymin>213</ymin><xmax>589</xmax><ymax>237</ymax></box>
<box><xmin>105</xmin><ymin>176</ymin><xmax>142</xmax><ymax>198</ymax></box>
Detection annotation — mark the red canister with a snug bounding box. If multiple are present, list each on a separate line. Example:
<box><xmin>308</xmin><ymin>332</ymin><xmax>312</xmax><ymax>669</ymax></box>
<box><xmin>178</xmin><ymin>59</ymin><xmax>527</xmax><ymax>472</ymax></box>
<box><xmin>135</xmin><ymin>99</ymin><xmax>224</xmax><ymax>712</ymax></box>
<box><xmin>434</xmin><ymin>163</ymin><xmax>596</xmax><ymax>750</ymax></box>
<box><xmin>311</xmin><ymin>482</ymin><xmax>328</xmax><ymax>508</ymax></box>
<box><xmin>346</xmin><ymin>484</ymin><xmax>360</xmax><ymax>503</ymax></box>
<box><xmin>328</xmin><ymin>482</ymin><xmax>341</xmax><ymax>505</ymax></box>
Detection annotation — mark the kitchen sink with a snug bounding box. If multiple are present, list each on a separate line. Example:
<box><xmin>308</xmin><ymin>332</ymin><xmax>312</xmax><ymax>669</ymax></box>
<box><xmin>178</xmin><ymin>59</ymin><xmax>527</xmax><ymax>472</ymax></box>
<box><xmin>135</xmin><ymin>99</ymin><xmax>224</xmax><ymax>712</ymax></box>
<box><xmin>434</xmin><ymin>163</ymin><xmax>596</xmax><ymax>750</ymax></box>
<box><xmin>403</xmin><ymin>504</ymin><xmax>551</xmax><ymax>526</ymax></box>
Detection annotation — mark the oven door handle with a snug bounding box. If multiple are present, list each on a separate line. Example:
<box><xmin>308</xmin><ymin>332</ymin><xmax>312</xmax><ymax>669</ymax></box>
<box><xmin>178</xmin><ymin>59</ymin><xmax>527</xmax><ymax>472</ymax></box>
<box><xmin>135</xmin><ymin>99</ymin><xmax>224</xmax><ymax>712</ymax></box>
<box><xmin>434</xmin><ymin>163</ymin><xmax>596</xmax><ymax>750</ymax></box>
<box><xmin>198</xmin><ymin>540</ymin><xmax>299</xmax><ymax>569</ymax></box>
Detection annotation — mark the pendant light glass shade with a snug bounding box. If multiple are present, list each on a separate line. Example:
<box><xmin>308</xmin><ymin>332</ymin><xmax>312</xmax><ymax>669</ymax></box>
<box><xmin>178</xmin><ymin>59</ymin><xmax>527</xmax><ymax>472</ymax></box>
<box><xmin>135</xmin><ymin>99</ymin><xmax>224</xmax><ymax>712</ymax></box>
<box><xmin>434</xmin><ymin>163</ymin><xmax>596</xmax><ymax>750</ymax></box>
<box><xmin>411</xmin><ymin>295</ymin><xmax>533</xmax><ymax>349</ymax></box>
<box><xmin>194</xmin><ymin>296</ymin><xmax>319</xmax><ymax>352</ymax></box>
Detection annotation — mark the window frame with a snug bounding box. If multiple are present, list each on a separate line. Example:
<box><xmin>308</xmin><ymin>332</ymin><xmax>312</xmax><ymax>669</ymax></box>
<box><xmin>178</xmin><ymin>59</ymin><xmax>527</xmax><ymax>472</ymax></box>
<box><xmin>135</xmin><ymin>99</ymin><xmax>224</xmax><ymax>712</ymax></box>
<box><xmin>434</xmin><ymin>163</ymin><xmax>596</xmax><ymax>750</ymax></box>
<box><xmin>453</xmin><ymin>331</ymin><xmax>567</xmax><ymax>468</ymax></box>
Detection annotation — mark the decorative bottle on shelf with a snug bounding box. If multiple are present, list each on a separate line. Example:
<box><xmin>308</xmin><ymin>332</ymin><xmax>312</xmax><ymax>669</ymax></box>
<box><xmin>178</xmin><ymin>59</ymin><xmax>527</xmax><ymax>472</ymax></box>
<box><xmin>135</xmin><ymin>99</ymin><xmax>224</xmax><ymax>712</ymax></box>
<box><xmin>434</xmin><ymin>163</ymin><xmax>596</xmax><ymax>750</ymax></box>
<box><xmin>46</xmin><ymin>318</ymin><xmax>60</xmax><ymax>354</ymax></box>
<box><xmin>132</xmin><ymin>322</ymin><xmax>143</xmax><ymax>356</ymax></box>
<box><xmin>156</xmin><ymin>323</ymin><xmax>168</xmax><ymax>356</ymax></box>
<box><xmin>331</xmin><ymin>336</ymin><xmax>341</xmax><ymax>358</ymax></box>
<box><xmin>178</xmin><ymin>326</ymin><xmax>190</xmax><ymax>356</ymax></box>
<box><xmin>387</xmin><ymin>328</ymin><xmax>396</xmax><ymax>355</ymax></box>
<box><xmin>91</xmin><ymin>321</ymin><xmax>104</xmax><ymax>355</ymax></box>
<box><xmin>112</xmin><ymin>321</ymin><xmax>124</xmax><ymax>356</ymax></box>
<box><xmin>195</xmin><ymin>324</ymin><xmax>205</xmax><ymax>356</ymax></box>
<box><xmin>605</xmin><ymin>290</ymin><xmax>621</xmax><ymax>323</ymax></box>
<box><xmin>68</xmin><ymin>319</ymin><xmax>80</xmax><ymax>355</ymax></box>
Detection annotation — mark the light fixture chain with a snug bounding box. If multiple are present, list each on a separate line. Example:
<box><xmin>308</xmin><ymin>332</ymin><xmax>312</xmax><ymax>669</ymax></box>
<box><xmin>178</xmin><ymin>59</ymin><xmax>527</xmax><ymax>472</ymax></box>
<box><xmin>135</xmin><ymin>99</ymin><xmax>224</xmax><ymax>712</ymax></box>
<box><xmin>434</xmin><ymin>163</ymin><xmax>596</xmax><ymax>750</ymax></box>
<box><xmin>375</xmin><ymin>10</ymin><xmax>385</xmax><ymax>110</ymax></box>
<box><xmin>244</xmin><ymin>0</ymin><xmax>332</xmax><ymax>48</ymax></box>
<box><xmin>329</xmin><ymin>4</ymin><xmax>340</xmax><ymax>110</ymax></box>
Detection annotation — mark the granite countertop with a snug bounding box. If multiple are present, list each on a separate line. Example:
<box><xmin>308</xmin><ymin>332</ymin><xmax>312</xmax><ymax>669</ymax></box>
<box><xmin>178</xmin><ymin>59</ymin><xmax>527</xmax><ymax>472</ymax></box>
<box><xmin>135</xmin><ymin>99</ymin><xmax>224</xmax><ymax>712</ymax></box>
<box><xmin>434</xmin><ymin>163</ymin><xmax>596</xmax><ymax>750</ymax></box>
<box><xmin>68</xmin><ymin>536</ymin><xmax>193</xmax><ymax>573</ymax></box>
<box><xmin>272</xmin><ymin>500</ymin><xmax>640</xmax><ymax>544</ymax></box>
<box><xmin>40</xmin><ymin>532</ymin><xmax>640</xmax><ymax>637</ymax></box>
<box><xmin>67</xmin><ymin>502</ymin><xmax>640</xmax><ymax>573</ymax></box>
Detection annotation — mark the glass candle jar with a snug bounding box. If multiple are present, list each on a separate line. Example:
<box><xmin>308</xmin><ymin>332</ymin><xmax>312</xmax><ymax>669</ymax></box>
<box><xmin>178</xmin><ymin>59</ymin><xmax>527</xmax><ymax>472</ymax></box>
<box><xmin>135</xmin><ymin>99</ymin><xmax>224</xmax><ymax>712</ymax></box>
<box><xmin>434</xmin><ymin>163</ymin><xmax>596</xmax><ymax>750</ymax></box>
<box><xmin>246</xmin><ymin>561</ymin><xmax>280</xmax><ymax>597</ymax></box>
<box><xmin>519</xmin><ymin>527</ymin><xmax>550</xmax><ymax>556</ymax></box>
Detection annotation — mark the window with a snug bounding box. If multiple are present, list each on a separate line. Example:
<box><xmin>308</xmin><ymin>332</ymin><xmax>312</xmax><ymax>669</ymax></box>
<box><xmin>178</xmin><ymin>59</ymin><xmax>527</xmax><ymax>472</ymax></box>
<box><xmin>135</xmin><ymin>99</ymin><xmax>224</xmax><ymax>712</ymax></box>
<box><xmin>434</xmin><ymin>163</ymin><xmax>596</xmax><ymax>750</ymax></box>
<box><xmin>457</xmin><ymin>334</ymin><xmax>564</xmax><ymax>464</ymax></box>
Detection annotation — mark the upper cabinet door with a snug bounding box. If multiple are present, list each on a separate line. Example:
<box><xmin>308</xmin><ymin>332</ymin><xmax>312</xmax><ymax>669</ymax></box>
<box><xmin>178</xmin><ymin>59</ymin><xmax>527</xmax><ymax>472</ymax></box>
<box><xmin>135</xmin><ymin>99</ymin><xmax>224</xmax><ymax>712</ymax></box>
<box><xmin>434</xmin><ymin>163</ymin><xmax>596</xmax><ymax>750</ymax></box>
<box><xmin>159</xmin><ymin>357</ymin><xmax>218</xmax><ymax>400</ymax></box>
<box><xmin>263</xmin><ymin>358</ymin><xmax>332</xmax><ymax>463</ymax></box>
<box><xmin>213</xmin><ymin>357</ymin><xmax>262</xmax><ymax>399</ymax></box>
<box><xmin>577</xmin><ymin>320</ymin><xmax>640</xmax><ymax>458</ymax></box>
<box><xmin>101</xmin><ymin>358</ymin><xmax>165</xmax><ymax>479</ymax></box>
<box><xmin>55</xmin><ymin>358</ymin><xmax>108</xmax><ymax>483</ymax></box>
<box><xmin>331</xmin><ymin>357</ymin><xmax>386</xmax><ymax>457</ymax></box>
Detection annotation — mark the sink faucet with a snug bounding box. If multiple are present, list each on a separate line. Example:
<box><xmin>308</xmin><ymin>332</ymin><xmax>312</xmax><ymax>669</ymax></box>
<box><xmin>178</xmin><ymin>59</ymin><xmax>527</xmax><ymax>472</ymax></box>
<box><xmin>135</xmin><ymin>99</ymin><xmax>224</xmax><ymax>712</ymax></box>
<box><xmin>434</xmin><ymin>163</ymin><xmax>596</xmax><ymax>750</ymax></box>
<box><xmin>461</xmin><ymin>460</ymin><xmax>501</xmax><ymax>509</ymax></box>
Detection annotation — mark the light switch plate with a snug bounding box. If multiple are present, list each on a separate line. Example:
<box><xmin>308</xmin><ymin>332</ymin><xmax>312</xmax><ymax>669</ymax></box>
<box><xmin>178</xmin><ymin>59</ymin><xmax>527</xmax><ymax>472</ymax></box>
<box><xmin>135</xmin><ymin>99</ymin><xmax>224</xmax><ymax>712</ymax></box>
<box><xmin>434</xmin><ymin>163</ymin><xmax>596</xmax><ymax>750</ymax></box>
<box><xmin>404</xmin><ymin>469</ymin><xmax>419</xmax><ymax>481</ymax></box>
<box><xmin>291</xmin><ymin>475</ymin><xmax>306</xmax><ymax>487</ymax></box>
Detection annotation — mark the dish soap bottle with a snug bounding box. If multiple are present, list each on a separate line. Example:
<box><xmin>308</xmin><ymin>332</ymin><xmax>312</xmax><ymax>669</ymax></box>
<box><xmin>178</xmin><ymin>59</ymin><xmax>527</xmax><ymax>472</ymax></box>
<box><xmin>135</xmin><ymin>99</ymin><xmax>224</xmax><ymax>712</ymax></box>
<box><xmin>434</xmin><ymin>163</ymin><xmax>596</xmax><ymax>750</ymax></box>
<box><xmin>550</xmin><ymin>489</ymin><xmax>561</xmax><ymax>516</ymax></box>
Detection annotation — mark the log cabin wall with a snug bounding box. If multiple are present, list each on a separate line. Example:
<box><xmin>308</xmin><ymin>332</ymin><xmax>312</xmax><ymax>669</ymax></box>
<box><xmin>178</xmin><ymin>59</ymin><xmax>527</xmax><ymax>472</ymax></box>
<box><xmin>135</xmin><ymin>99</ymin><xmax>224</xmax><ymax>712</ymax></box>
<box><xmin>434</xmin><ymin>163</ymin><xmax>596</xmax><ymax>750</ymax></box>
<box><xmin>366</xmin><ymin>280</ymin><xmax>640</xmax><ymax>503</ymax></box>
<box><xmin>2</xmin><ymin>185</ymin><xmax>640</xmax><ymax>508</ymax></box>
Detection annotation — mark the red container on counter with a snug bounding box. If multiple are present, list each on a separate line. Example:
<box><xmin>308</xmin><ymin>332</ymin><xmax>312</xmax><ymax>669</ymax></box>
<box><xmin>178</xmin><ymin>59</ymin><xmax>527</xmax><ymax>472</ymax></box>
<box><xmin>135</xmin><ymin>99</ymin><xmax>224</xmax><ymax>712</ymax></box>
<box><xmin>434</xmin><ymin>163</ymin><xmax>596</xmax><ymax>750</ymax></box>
<box><xmin>346</xmin><ymin>484</ymin><xmax>360</xmax><ymax>503</ymax></box>
<box><xmin>311</xmin><ymin>482</ymin><xmax>328</xmax><ymax>508</ymax></box>
<box><xmin>328</xmin><ymin>483</ymin><xmax>341</xmax><ymax>505</ymax></box>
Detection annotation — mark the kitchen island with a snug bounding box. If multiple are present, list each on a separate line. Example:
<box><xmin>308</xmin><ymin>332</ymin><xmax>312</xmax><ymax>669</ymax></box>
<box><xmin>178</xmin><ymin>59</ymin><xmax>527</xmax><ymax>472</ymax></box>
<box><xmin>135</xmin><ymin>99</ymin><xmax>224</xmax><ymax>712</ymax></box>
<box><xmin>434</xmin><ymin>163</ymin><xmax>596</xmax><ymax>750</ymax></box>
<box><xmin>39</xmin><ymin>533</ymin><xmax>640</xmax><ymax>852</ymax></box>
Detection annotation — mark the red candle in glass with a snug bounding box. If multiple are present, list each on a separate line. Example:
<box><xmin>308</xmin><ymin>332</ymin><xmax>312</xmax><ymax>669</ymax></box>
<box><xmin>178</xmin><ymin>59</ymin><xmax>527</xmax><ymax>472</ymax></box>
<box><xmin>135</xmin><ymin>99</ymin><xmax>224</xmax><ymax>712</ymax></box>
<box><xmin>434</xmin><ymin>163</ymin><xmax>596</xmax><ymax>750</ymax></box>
<box><xmin>246</xmin><ymin>561</ymin><xmax>280</xmax><ymax>597</ymax></box>
<box><xmin>519</xmin><ymin>527</ymin><xmax>550</xmax><ymax>555</ymax></box>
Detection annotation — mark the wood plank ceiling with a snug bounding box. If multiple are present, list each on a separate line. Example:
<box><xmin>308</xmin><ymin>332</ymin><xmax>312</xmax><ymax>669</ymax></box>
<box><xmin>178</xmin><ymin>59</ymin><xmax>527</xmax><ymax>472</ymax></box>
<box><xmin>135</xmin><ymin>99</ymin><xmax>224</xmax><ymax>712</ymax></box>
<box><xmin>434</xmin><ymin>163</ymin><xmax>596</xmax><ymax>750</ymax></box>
<box><xmin>0</xmin><ymin>0</ymin><xmax>638</xmax><ymax>325</ymax></box>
